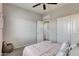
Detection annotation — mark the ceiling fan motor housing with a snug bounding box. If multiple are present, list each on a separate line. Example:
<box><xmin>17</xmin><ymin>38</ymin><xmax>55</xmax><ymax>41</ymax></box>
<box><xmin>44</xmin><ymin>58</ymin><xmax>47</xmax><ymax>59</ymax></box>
<box><xmin>32</xmin><ymin>3</ymin><xmax>58</xmax><ymax>10</ymax></box>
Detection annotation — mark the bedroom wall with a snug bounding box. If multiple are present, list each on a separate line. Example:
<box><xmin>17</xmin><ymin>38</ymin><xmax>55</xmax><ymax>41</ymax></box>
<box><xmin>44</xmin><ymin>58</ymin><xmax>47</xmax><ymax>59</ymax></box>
<box><xmin>0</xmin><ymin>3</ymin><xmax>3</xmax><ymax>56</ymax></box>
<box><xmin>3</xmin><ymin>4</ymin><xmax>41</xmax><ymax>49</ymax></box>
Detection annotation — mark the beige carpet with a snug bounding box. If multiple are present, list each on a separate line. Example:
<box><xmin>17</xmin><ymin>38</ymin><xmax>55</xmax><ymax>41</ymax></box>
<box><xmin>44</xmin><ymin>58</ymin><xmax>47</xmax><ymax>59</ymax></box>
<box><xmin>3</xmin><ymin>47</ymin><xmax>24</xmax><ymax>56</ymax></box>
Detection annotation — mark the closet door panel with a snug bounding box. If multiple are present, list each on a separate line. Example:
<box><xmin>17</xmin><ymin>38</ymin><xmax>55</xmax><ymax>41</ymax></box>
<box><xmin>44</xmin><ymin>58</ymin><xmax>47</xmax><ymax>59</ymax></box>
<box><xmin>49</xmin><ymin>19</ymin><xmax>57</xmax><ymax>42</ymax></box>
<box><xmin>71</xmin><ymin>14</ymin><xmax>79</xmax><ymax>44</ymax></box>
<box><xmin>37</xmin><ymin>21</ymin><xmax>44</xmax><ymax>43</ymax></box>
<box><xmin>57</xmin><ymin>16</ymin><xmax>71</xmax><ymax>43</ymax></box>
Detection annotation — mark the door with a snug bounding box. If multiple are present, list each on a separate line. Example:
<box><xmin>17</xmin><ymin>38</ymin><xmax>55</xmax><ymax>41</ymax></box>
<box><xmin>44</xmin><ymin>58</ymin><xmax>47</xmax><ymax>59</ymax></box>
<box><xmin>57</xmin><ymin>16</ymin><xmax>71</xmax><ymax>43</ymax></box>
<box><xmin>71</xmin><ymin>14</ymin><xmax>79</xmax><ymax>44</ymax></box>
<box><xmin>37</xmin><ymin>20</ymin><xmax>44</xmax><ymax>43</ymax></box>
<box><xmin>49</xmin><ymin>19</ymin><xmax>57</xmax><ymax>42</ymax></box>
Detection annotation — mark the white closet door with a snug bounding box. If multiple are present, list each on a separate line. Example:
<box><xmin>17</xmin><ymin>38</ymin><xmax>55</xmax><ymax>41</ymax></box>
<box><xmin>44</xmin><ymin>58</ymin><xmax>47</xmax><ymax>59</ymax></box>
<box><xmin>49</xmin><ymin>19</ymin><xmax>57</xmax><ymax>42</ymax></box>
<box><xmin>71</xmin><ymin>14</ymin><xmax>79</xmax><ymax>44</ymax></box>
<box><xmin>57</xmin><ymin>16</ymin><xmax>71</xmax><ymax>43</ymax></box>
<box><xmin>37</xmin><ymin>21</ymin><xmax>44</xmax><ymax>43</ymax></box>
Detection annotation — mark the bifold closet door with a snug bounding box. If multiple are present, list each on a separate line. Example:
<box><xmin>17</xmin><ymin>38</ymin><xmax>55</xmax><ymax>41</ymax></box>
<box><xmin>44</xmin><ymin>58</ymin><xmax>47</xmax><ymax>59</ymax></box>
<box><xmin>37</xmin><ymin>20</ymin><xmax>44</xmax><ymax>43</ymax></box>
<box><xmin>49</xmin><ymin>19</ymin><xmax>57</xmax><ymax>42</ymax></box>
<box><xmin>57</xmin><ymin>16</ymin><xmax>71</xmax><ymax>43</ymax></box>
<box><xmin>71</xmin><ymin>14</ymin><xmax>79</xmax><ymax>44</ymax></box>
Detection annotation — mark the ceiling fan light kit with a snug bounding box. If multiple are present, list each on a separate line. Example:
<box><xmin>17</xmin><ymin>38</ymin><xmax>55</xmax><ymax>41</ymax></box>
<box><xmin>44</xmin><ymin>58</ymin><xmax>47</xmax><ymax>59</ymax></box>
<box><xmin>32</xmin><ymin>3</ymin><xmax>58</xmax><ymax>10</ymax></box>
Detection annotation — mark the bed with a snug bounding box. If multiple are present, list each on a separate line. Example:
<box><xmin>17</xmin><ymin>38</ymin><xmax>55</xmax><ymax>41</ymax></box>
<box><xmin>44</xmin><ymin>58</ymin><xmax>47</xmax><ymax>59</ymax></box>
<box><xmin>69</xmin><ymin>43</ymin><xmax>79</xmax><ymax>56</ymax></box>
<box><xmin>23</xmin><ymin>41</ymin><xmax>70</xmax><ymax>56</ymax></box>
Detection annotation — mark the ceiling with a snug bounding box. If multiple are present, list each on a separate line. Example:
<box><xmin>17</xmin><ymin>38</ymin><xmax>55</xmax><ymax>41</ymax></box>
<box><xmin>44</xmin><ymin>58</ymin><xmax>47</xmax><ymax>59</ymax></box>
<box><xmin>11</xmin><ymin>3</ymin><xmax>69</xmax><ymax>15</ymax></box>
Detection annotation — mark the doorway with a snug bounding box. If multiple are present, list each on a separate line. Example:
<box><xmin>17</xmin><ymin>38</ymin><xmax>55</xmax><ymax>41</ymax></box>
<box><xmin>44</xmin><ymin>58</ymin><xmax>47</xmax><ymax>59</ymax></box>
<box><xmin>37</xmin><ymin>20</ymin><xmax>49</xmax><ymax>42</ymax></box>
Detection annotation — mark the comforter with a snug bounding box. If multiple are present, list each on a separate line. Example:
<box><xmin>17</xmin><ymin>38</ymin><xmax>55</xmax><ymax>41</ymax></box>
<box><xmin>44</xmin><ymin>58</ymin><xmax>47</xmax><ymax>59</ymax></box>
<box><xmin>23</xmin><ymin>41</ymin><xmax>61</xmax><ymax>56</ymax></box>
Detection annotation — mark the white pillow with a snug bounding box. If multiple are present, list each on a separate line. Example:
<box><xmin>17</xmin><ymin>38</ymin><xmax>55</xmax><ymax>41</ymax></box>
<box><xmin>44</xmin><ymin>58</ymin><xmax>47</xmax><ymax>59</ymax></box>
<box><xmin>60</xmin><ymin>41</ymin><xmax>70</xmax><ymax>51</ymax></box>
<box><xmin>56</xmin><ymin>41</ymin><xmax>70</xmax><ymax>56</ymax></box>
<box><xmin>60</xmin><ymin>42</ymin><xmax>67</xmax><ymax>50</ymax></box>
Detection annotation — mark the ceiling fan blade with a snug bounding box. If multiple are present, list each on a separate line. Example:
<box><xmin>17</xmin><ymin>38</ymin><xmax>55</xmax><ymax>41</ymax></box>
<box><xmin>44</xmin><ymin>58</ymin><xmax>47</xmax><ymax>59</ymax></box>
<box><xmin>32</xmin><ymin>3</ymin><xmax>41</xmax><ymax>7</ymax></box>
<box><xmin>43</xmin><ymin>4</ymin><xmax>46</xmax><ymax>10</ymax></box>
<box><xmin>47</xmin><ymin>3</ymin><xmax>58</xmax><ymax>5</ymax></box>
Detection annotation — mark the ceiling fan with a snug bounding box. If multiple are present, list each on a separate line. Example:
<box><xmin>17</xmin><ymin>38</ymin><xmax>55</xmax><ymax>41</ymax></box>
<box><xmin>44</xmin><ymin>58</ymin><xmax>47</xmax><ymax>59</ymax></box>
<box><xmin>32</xmin><ymin>3</ymin><xmax>58</xmax><ymax>10</ymax></box>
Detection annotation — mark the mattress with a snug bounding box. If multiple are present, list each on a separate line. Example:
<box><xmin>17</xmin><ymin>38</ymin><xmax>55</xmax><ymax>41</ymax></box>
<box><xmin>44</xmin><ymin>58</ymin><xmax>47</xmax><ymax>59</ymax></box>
<box><xmin>23</xmin><ymin>41</ymin><xmax>61</xmax><ymax>56</ymax></box>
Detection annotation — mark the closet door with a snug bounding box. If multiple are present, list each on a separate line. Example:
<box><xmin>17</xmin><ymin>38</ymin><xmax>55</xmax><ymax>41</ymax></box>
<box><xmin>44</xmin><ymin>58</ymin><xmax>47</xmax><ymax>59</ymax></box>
<box><xmin>57</xmin><ymin>16</ymin><xmax>71</xmax><ymax>43</ymax></box>
<box><xmin>37</xmin><ymin>20</ymin><xmax>44</xmax><ymax>43</ymax></box>
<box><xmin>71</xmin><ymin>14</ymin><xmax>79</xmax><ymax>44</ymax></box>
<box><xmin>49</xmin><ymin>19</ymin><xmax>57</xmax><ymax>42</ymax></box>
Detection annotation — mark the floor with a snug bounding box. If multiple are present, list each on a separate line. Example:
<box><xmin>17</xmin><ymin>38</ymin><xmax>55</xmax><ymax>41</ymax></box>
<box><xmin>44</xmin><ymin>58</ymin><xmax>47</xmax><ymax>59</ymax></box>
<box><xmin>3</xmin><ymin>47</ymin><xmax>24</xmax><ymax>56</ymax></box>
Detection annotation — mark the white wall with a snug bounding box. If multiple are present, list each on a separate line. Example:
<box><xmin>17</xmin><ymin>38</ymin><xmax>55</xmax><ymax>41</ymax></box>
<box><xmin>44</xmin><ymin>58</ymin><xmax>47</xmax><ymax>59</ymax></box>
<box><xmin>3</xmin><ymin>4</ymin><xmax>41</xmax><ymax>48</ymax></box>
<box><xmin>0</xmin><ymin>3</ymin><xmax>3</xmax><ymax>56</ymax></box>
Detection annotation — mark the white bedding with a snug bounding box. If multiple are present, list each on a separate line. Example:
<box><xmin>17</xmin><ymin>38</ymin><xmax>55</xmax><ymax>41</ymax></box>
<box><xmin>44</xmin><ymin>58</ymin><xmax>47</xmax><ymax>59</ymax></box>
<box><xmin>56</xmin><ymin>41</ymin><xmax>70</xmax><ymax>56</ymax></box>
<box><xmin>23</xmin><ymin>41</ymin><xmax>61</xmax><ymax>56</ymax></box>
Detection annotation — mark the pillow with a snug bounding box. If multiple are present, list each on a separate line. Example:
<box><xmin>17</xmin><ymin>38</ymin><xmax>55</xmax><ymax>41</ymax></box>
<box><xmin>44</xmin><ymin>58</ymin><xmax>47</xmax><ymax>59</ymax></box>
<box><xmin>60</xmin><ymin>40</ymin><xmax>70</xmax><ymax>50</ymax></box>
<box><xmin>56</xmin><ymin>41</ymin><xmax>70</xmax><ymax>56</ymax></box>
<box><xmin>60</xmin><ymin>43</ymin><xmax>67</xmax><ymax>50</ymax></box>
<box><xmin>69</xmin><ymin>44</ymin><xmax>77</xmax><ymax>50</ymax></box>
